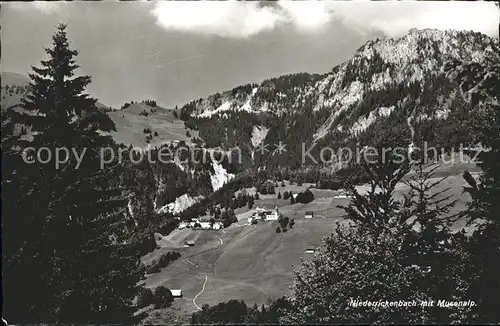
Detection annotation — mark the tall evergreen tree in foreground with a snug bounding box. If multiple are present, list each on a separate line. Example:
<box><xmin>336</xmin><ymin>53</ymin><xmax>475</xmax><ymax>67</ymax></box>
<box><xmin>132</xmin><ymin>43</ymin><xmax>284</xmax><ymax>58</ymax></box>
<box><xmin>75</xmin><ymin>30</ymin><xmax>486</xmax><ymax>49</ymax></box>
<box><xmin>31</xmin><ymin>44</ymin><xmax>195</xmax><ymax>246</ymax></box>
<box><xmin>446</xmin><ymin>47</ymin><xmax>500</xmax><ymax>323</ymax></box>
<box><xmin>3</xmin><ymin>24</ymin><xmax>142</xmax><ymax>323</ymax></box>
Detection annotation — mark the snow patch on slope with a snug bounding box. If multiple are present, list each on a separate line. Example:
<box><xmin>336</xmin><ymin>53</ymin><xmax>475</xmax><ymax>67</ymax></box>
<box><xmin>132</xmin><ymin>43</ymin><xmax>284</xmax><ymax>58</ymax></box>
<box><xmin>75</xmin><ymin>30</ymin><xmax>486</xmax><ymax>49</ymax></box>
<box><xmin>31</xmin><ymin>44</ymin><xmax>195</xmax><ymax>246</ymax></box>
<box><xmin>349</xmin><ymin>106</ymin><xmax>395</xmax><ymax>135</ymax></box>
<box><xmin>197</xmin><ymin>88</ymin><xmax>261</xmax><ymax>118</ymax></box>
<box><xmin>251</xmin><ymin>125</ymin><xmax>269</xmax><ymax>147</ymax></box>
<box><xmin>199</xmin><ymin>101</ymin><xmax>232</xmax><ymax>118</ymax></box>
<box><xmin>173</xmin><ymin>155</ymin><xmax>186</xmax><ymax>172</ymax></box>
<box><xmin>128</xmin><ymin>198</ymin><xmax>135</xmax><ymax>218</ymax></box>
<box><xmin>407</xmin><ymin>116</ymin><xmax>416</xmax><ymax>154</ymax></box>
<box><xmin>157</xmin><ymin>194</ymin><xmax>201</xmax><ymax>214</ymax></box>
<box><xmin>240</xmin><ymin>87</ymin><xmax>258</xmax><ymax>112</ymax></box>
<box><xmin>211</xmin><ymin>161</ymin><xmax>234</xmax><ymax>191</ymax></box>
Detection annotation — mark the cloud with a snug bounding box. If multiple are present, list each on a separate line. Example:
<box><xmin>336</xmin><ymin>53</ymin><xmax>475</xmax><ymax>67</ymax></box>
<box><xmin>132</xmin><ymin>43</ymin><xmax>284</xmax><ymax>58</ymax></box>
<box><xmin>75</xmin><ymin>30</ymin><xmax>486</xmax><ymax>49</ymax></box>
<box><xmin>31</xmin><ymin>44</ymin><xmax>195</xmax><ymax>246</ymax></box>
<box><xmin>150</xmin><ymin>0</ymin><xmax>337</xmax><ymax>38</ymax></box>
<box><xmin>278</xmin><ymin>1</ymin><xmax>333</xmax><ymax>31</ymax></box>
<box><xmin>151</xmin><ymin>0</ymin><xmax>498</xmax><ymax>39</ymax></box>
<box><xmin>329</xmin><ymin>1</ymin><xmax>498</xmax><ymax>38</ymax></box>
<box><xmin>150</xmin><ymin>1</ymin><xmax>284</xmax><ymax>38</ymax></box>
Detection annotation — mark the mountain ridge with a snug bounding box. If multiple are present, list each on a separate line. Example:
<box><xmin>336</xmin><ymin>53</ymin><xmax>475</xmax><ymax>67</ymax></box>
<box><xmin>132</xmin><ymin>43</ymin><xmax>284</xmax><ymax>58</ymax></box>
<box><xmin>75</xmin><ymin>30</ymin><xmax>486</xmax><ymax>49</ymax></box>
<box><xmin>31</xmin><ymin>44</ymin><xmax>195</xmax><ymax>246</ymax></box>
<box><xmin>177</xmin><ymin>28</ymin><xmax>497</xmax><ymax>169</ymax></box>
<box><xmin>2</xmin><ymin>27</ymin><xmax>496</xmax><ymax>226</ymax></box>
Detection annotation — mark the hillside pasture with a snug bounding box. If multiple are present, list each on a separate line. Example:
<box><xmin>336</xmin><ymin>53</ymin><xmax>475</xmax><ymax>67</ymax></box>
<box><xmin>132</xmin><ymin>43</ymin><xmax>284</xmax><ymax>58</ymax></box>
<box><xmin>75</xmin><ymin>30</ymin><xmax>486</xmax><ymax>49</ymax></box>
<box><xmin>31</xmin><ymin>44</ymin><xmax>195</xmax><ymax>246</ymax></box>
<box><xmin>108</xmin><ymin>103</ymin><xmax>197</xmax><ymax>148</ymax></box>
<box><xmin>141</xmin><ymin>192</ymin><xmax>345</xmax><ymax>315</ymax></box>
<box><xmin>140</xmin><ymin>167</ymin><xmax>475</xmax><ymax>322</ymax></box>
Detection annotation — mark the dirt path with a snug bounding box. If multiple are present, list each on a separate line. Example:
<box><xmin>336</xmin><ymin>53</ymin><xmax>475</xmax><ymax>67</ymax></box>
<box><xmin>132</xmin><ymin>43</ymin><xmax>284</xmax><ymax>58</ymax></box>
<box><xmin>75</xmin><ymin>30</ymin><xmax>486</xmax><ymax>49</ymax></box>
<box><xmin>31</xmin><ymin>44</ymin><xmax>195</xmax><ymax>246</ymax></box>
<box><xmin>189</xmin><ymin>233</ymin><xmax>226</xmax><ymax>310</ymax></box>
<box><xmin>185</xmin><ymin>258</ymin><xmax>198</xmax><ymax>267</ymax></box>
<box><xmin>193</xmin><ymin>273</ymin><xmax>208</xmax><ymax>310</ymax></box>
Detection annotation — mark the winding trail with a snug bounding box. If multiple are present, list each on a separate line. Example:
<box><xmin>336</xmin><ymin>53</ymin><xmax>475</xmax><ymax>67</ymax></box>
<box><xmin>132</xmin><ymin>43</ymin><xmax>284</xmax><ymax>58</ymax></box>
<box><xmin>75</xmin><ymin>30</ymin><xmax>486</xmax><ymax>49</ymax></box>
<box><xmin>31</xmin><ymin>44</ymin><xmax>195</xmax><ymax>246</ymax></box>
<box><xmin>193</xmin><ymin>273</ymin><xmax>208</xmax><ymax>310</ymax></box>
<box><xmin>186</xmin><ymin>258</ymin><xmax>198</xmax><ymax>267</ymax></box>
<box><xmin>188</xmin><ymin>233</ymin><xmax>225</xmax><ymax>310</ymax></box>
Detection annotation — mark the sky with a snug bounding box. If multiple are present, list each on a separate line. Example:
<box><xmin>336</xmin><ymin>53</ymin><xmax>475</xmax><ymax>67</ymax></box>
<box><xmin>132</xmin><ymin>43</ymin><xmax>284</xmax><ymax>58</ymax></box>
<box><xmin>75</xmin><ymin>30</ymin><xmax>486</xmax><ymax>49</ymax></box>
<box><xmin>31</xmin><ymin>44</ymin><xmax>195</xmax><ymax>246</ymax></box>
<box><xmin>1</xmin><ymin>1</ymin><xmax>498</xmax><ymax>109</ymax></box>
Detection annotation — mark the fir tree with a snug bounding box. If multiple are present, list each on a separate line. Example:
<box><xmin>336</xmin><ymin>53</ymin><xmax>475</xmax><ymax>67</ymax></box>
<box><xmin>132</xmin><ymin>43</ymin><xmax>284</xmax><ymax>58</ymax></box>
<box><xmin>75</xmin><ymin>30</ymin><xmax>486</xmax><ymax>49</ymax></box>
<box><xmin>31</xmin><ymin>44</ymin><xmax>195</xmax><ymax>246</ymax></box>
<box><xmin>446</xmin><ymin>48</ymin><xmax>500</xmax><ymax>323</ymax></box>
<box><xmin>401</xmin><ymin>161</ymin><xmax>458</xmax><ymax>263</ymax></box>
<box><xmin>338</xmin><ymin>149</ymin><xmax>411</xmax><ymax>232</ymax></box>
<box><xmin>3</xmin><ymin>24</ymin><xmax>142</xmax><ymax>324</ymax></box>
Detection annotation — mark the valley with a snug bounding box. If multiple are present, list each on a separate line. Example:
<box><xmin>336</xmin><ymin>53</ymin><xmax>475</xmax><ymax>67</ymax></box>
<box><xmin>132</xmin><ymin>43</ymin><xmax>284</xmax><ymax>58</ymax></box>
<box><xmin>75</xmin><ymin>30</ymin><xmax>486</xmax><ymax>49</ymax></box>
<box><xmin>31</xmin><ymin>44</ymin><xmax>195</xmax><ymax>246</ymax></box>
<box><xmin>2</xmin><ymin>8</ymin><xmax>498</xmax><ymax>323</ymax></box>
<box><xmin>141</xmin><ymin>184</ymin><xmax>349</xmax><ymax>321</ymax></box>
<box><xmin>139</xmin><ymin>171</ymin><xmax>474</xmax><ymax>322</ymax></box>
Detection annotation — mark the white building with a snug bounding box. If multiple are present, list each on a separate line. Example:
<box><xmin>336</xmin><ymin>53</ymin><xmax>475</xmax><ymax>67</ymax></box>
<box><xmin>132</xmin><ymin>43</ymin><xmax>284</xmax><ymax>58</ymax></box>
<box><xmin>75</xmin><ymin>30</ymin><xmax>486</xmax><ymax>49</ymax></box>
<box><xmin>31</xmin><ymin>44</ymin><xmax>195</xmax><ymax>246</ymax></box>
<box><xmin>170</xmin><ymin>289</ymin><xmax>183</xmax><ymax>298</ymax></box>
<box><xmin>305</xmin><ymin>211</ymin><xmax>314</xmax><ymax>219</ymax></box>
<box><xmin>265</xmin><ymin>206</ymin><xmax>281</xmax><ymax>221</ymax></box>
<box><xmin>200</xmin><ymin>222</ymin><xmax>211</xmax><ymax>229</ymax></box>
<box><xmin>189</xmin><ymin>219</ymin><xmax>201</xmax><ymax>228</ymax></box>
<box><xmin>180</xmin><ymin>219</ymin><xmax>224</xmax><ymax>230</ymax></box>
<box><xmin>265</xmin><ymin>213</ymin><xmax>279</xmax><ymax>221</ymax></box>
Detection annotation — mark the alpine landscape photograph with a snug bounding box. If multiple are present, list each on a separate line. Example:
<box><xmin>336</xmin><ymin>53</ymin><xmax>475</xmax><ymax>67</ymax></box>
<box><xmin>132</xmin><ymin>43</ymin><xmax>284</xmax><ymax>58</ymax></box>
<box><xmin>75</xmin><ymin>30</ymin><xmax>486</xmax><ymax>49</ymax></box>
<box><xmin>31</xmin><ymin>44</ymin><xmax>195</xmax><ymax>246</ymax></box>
<box><xmin>1</xmin><ymin>0</ymin><xmax>500</xmax><ymax>324</ymax></box>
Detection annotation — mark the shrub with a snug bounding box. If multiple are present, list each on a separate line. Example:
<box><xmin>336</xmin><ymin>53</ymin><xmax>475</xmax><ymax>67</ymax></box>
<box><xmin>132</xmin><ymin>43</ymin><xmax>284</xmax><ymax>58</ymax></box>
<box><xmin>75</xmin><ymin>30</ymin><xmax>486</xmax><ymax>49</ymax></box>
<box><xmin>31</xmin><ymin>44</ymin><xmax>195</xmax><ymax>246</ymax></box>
<box><xmin>279</xmin><ymin>216</ymin><xmax>289</xmax><ymax>229</ymax></box>
<box><xmin>281</xmin><ymin>225</ymin><xmax>426</xmax><ymax>324</ymax></box>
<box><xmin>137</xmin><ymin>287</ymin><xmax>155</xmax><ymax>308</ymax></box>
<box><xmin>144</xmin><ymin>99</ymin><xmax>157</xmax><ymax>107</ymax></box>
<box><xmin>295</xmin><ymin>189</ymin><xmax>314</xmax><ymax>204</ymax></box>
<box><xmin>276</xmin><ymin>226</ymin><xmax>281</xmax><ymax>233</ymax></box>
<box><xmin>257</xmin><ymin>181</ymin><xmax>275</xmax><ymax>195</ymax></box>
<box><xmin>146</xmin><ymin>252</ymin><xmax>181</xmax><ymax>274</ymax></box>
<box><xmin>153</xmin><ymin>286</ymin><xmax>174</xmax><ymax>309</ymax></box>
<box><xmin>191</xmin><ymin>300</ymin><xmax>248</xmax><ymax>324</ymax></box>
<box><xmin>247</xmin><ymin>196</ymin><xmax>254</xmax><ymax>209</ymax></box>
